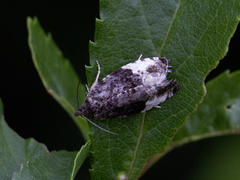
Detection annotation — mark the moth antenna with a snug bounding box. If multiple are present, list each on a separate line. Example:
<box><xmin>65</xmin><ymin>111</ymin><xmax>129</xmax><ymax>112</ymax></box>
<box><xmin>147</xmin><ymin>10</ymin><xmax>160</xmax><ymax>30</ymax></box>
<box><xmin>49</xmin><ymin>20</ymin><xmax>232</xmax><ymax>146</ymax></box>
<box><xmin>138</xmin><ymin>54</ymin><xmax>143</xmax><ymax>60</ymax></box>
<box><xmin>76</xmin><ymin>82</ymin><xmax>81</xmax><ymax>108</ymax></box>
<box><xmin>81</xmin><ymin>115</ymin><xmax>118</xmax><ymax>135</ymax></box>
<box><xmin>85</xmin><ymin>84</ymin><xmax>90</xmax><ymax>93</ymax></box>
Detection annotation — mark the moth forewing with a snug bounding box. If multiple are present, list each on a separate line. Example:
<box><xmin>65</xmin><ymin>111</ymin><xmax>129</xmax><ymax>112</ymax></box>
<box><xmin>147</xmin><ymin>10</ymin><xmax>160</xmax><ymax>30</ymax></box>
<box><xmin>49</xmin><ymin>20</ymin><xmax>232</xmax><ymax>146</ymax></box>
<box><xmin>74</xmin><ymin>55</ymin><xmax>180</xmax><ymax>134</ymax></box>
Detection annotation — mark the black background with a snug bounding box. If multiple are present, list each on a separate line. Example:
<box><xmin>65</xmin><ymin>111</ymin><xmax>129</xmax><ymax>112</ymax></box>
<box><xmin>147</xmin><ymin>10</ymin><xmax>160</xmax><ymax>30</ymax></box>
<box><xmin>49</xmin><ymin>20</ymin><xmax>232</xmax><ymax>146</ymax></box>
<box><xmin>1</xmin><ymin>1</ymin><xmax>240</xmax><ymax>179</ymax></box>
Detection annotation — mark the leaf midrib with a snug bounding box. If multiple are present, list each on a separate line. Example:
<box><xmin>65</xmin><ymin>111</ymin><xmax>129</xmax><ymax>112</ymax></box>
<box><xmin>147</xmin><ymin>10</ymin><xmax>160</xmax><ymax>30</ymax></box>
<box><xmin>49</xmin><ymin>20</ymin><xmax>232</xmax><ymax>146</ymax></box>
<box><xmin>127</xmin><ymin>112</ymin><xmax>146</xmax><ymax>178</ymax></box>
<box><xmin>159</xmin><ymin>0</ymin><xmax>181</xmax><ymax>56</ymax></box>
<box><xmin>126</xmin><ymin>1</ymin><xmax>182</xmax><ymax>178</ymax></box>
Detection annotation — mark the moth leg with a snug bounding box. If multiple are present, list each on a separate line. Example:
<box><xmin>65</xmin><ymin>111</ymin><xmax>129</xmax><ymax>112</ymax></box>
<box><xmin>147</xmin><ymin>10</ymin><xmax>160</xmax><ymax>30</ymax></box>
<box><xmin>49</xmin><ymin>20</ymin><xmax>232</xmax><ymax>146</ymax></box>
<box><xmin>85</xmin><ymin>84</ymin><xmax>90</xmax><ymax>93</ymax></box>
<box><xmin>138</xmin><ymin>54</ymin><xmax>143</xmax><ymax>60</ymax></box>
<box><xmin>90</xmin><ymin>60</ymin><xmax>101</xmax><ymax>91</ymax></box>
<box><xmin>154</xmin><ymin>106</ymin><xmax>161</xmax><ymax>109</ymax></box>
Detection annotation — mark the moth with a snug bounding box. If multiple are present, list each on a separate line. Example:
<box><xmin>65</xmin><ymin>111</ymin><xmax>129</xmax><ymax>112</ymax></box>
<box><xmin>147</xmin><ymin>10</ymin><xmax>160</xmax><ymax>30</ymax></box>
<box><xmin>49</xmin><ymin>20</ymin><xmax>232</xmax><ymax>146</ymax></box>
<box><xmin>74</xmin><ymin>55</ymin><xmax>180</xmax><ymax>134</ymax></box>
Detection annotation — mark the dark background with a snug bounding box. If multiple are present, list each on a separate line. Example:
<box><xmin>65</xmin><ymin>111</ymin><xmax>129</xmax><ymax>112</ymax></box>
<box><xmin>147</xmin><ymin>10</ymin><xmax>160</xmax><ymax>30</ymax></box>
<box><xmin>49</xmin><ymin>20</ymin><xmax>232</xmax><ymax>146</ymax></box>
<box><xmin>1</xmin><ymin>1</ymin><xmax>240</xmax><ymax>179</ymax></box>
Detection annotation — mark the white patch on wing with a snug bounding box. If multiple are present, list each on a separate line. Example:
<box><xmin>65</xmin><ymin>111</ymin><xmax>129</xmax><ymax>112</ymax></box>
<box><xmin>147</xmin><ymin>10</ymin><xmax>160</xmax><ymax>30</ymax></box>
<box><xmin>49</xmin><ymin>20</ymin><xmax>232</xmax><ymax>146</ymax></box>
<box><xmin>141</xmin><ymin>93</ymin><xmax>169</xmax><ymax>112</ymax></box>
<box><xmin>122</xmin><ymin>58</ymin><xmax>157</xmax><ymax>73</ymax></box>
<box><xmin>142</xmin><ymin>73</ymin><xmax>167</xmax><ymax>91</ymax></box>
<box><xmin>122</xmin><ymin>57</ymin><xmax>170</xmax><ymax>95</ymax></box>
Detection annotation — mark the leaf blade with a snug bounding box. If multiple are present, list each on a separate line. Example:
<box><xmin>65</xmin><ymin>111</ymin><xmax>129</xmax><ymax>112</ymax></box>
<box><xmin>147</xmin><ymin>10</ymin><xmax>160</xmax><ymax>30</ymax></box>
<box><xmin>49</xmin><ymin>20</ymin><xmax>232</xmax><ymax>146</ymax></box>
<box><xmin>0</xmin><ymin>99</ymin><xmax>78</xmax><ymax>180</ymax></box>
<box><xmin>27</xmin><ymin>17</ymin><xmax>90</xmax><ymax>140</ymax></box>
<box><xmin>88</xmin><ymin>1</ymin><xmax>240</xmax><ymax>179</ymax></box>
<box><xmin>174</xmin><ymin>70</ymin><xmax>240</xmax><ymax>142</ymax></box>
<box><xmin>70</xmin><ymin>141</ymin><xmax>91</xmax><ymax>180</ymax></box>
<box><xmin>140</xmin><ymin>70</ymin><xmax>240</xmax><ymax>176</ymax></box>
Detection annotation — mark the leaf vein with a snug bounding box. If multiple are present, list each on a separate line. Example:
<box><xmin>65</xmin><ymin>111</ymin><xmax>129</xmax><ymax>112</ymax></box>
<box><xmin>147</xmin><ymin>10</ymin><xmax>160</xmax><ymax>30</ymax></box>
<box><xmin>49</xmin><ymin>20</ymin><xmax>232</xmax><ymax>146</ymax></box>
<box><xmin>159</xmin><ymin>0</ymin><xmax>181</xmax><ymax>55</ymax></box>
<box><xmin>126</xmin><ymin>112</ymin><xmax>146</xmax><ymax>178</ymax></box>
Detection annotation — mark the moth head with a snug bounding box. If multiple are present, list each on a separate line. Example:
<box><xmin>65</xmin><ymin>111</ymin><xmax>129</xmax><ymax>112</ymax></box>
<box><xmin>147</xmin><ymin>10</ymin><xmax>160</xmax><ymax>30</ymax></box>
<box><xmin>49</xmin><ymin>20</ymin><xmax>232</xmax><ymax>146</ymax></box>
<box><xmin>74</xmin><ymin>82</ymin><xmax>117</xmax><ymax>135</ymax></box>
<box><xmin>73</xmin><ymin>107</ymin><xmax>117</xmax><ymax>135</ymax></box>
<box><xmin>73</xmin><ymin>105</ymin><xmax>86</xmax><ymax>116</ymax></box>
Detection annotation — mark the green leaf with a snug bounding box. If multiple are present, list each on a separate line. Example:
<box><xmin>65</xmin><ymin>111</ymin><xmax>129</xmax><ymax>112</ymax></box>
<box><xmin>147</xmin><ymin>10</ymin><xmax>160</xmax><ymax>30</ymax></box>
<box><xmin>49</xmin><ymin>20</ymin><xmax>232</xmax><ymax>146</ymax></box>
<box><xmin>86</xmin><ymin>0</ymin><xmax>240</xmax><ymax>179</ymax></box>
<box><xmin>141</xmin><ymin>70</ymin><xmax>240</xmax><ymax>175</ymax></box>
<box><xmin>27</xmin><ymin>17</ymin><xmax>90</xmax><ymax>141</ymax></box>
<box><xmin>70</xmin><ymin>141</ymin><xmax>91</xmax><ymax>180</ymax></box>
<box><xmin>0</xmin><ymin>99</ymin><xmax>77</xmax><ymax>180</ymax></box>
<box><xmin>12</xmin><ymin>151</ymin><xmax>77</xmax><ymax>180</ymax></box>
<box><xmin>0</xmin><ymin>100</ymin><xmax>47</xmax><ymax>179</ymax></box>
<box><xmin>174</xmin><ymin>70</ymin><xmax>240</xmax><ymax>142</ymax></box>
